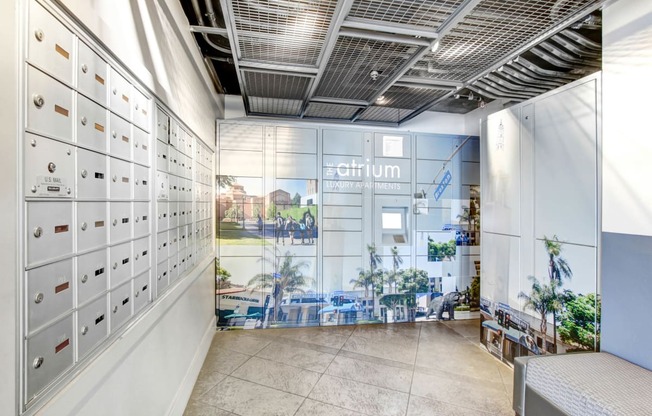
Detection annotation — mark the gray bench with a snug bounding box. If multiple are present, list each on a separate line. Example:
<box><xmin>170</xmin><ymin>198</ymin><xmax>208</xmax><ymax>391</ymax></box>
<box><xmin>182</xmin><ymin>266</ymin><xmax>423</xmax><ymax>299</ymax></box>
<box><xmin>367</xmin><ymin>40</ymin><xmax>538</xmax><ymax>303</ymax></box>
<box><xmin>514</xmin><ymin>352</ymin><xmax>652</xmax><ymax>416</ymax></box>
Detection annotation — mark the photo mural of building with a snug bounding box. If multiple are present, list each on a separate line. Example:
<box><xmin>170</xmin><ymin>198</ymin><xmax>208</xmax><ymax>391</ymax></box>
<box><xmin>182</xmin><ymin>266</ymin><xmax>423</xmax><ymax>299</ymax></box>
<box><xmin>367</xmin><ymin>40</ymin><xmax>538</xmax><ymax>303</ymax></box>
<box><xmin>216</xmin><ymin>124</ymin><xmax>480</xmax><ymax>328</ymax></box>
<box><xmin>480</xmin><ymin>74</ymin><xmax>601</xmax><ymax>363</ymax></box>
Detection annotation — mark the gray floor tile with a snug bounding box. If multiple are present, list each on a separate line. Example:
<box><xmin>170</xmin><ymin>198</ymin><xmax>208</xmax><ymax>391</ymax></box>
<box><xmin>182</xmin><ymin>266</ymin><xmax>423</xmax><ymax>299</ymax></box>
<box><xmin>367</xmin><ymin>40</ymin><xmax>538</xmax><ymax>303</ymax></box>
<box><xmin>294</xmin><ymin>399</ymin><xmax>366</xmax><ymax>416</ymax></box>
<box><xmin>201</xmin><ymin>350</ymin><xmax>251</xmax><ymax>375</ymax></box>
<box><xmin>275</xmin><ymin>326</ymin><xmax>354</xmax><ymax>349</ymax></box>
<box><xmin>231</xmin><ymin>356</ymin><xmax>321</xmax><ymax>396</ymax></box>
<box><xmin>308</xmin><ymin>374</ymin><xmax>409</xmax><ymax>416</ymax></box>
<box><xmin>191</xmin><ymin>371</ymin><xmax>228</xmax><ymax>397</ymax></box>
<box><xmin>183</xmin><ymin>402</ymin><xmax>237</xmax><ymax>416</ymax></box>
<box><xmin>342</xmin><ymin>335</ymin><xmax>418</xmax><ymax>365</ymax></box>
<box><xmin>407</xmin><ymin>394</ymin><xmax>492</xmax><ymax>416</ymax></box>
<box><xmin>326</xmin><ymin>355</ymin><xmax>413</xmax><ymax>393</ymax></box>
<box><xmin>256</xmin><ymin>340</ymin><xmax>336</xmax><ymax>373</ymax></box>
<box><xmin>337</xmin><ymin>349</ymin><xmax>414</xmax><ymax>371</ymax></box>
<box><xmin>198</xmin><ymin>376</ymin><xmax>305</xmax><ymax>416</ymax></box>
<box><xmin>210</xmin><ymin>331</ymin><xmax>272</xmax><ymax>356</ymax></box>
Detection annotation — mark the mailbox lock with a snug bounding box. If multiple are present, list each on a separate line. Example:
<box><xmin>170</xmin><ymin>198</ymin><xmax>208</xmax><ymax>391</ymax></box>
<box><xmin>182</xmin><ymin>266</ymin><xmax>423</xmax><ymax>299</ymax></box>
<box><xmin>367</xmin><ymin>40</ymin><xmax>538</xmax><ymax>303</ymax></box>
<box><xmin>135</xmin><ymin>290</ymin><xmax>139</xmax><ymax>297</ymax></box>
<box><xmin>135</xmin><ymin>253</ymin><xmax>139</xmax><ymax>260</ymax></box>
<box><xmin>81</xmin><ymin>325</ymin><xmax>89</xmax><ymax>335</ymax></box>
<box><xmin>135</xmin><ymin>142</ymin><xmax>139</xmax><ymax>148</ymax></box>
<box><xmin>112</xmin><ymin>219</ymin><xmax>117</xmax><ymax>226</ymax></box>
<box><xmin>34</xmin><ymin>292</ymin><xmax>44</xmax><ymax>304</ymax></box>
<box><xmin>33</xmin><ymin>94</ymin><xmax>45</xmax><ymax>109</ymax></box>
<box><xmin>112</xmin><ymin>305</ymin><xmax>118</xmax><ymax>314</ymax></box>
<box><xmin>33</xmin><ymin>357</ymin><xmax>44</xmax><ymax>369</ymax></box>
<box><xmin>135</xmin><ymin>179</ymin><xmax>139</xmax><ymax>185</ymax></box>
<box><xmin>81</xmin><ymin>116</ymin><xmax>88</xmax><ymax>126</ymax></box>
<box><xmin>112</xmin><ymin>88</ymin><xmax>117</xmax><ymax>95</ymax></box>
<box><xmin>31</xmin><ymin>186</ymin><xmax>37</xmax><ymax>194</ymax></box>
<box><xmin>81</xmin><ymin>169</ymin><xmax>88</xmax><ymax>178</ymax></box>
<box><xmin>112</xmin><ymin>131</ymin><xmax>117</xmax><ymax>139</ymax></box>
<box><xmin>81</xmin><ymin>64</ymin><xmax>88</xmax><ymax>74</ymax></box>
<box><xmin>135</xmin><ymin>216</ymin><xmax>139</xmax><ymax>223</ymax></box>
<box><xmin>30</xmin><ymin>139</ymin><xmax>37</xmax><ymax>147</ymax></box>
<box><xmin>112</xmin><ymin>175</ymin><xmax>117</xmax><ymax>183</ymax></box>
<box><xmin>33</xmin><ymin>227</ymin><xmax>43</xmax><ymax>238</ymax></box>
<box><xmin>34</xmin><ymin>29</ymin><xmax>44</xmax><ymax>42</ymax></box>
<box><xmin>47</xmin><ymin>162</ymin><xmax>56</xmax><ymax>173</ymax></box>
<box><xmin>157</xmin><ymin>275</ymin><xmax>161</xmax><ymax>281</ymax></box>
<box><xmin>112</xmin><ymin>262</ymin><xmax>118</xmax><ymax>270</ymax></box>
<box><xmin>81</xmin><ymin>274</ymin><xmax>88</xmax><ymax>284</ymax></box>
<box><xmin>81</xmin><ymin>222</ymin><xmax>87</xmax><ymax>231</ymax></box>
<box><xmin>67</xmin><ymin>187</ymin><xmax>71</xmax><ymax>195</ymax></box>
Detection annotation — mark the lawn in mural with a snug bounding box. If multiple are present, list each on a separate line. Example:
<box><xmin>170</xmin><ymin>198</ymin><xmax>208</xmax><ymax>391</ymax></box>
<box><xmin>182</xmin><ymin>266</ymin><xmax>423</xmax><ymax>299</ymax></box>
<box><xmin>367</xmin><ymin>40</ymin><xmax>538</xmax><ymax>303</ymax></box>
<box><xmin>216</xmin><ymin>177</ymin><xmax>320</xmax><ymax>327</ymax></box>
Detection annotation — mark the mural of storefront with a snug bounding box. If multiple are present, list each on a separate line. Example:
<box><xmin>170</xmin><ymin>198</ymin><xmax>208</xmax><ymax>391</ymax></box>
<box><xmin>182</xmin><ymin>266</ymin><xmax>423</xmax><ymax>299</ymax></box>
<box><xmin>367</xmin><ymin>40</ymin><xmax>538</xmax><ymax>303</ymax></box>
<box><xmin>216</xmin><ymin>123</ymin><xmax>481</xmax><ymax>328</ymax></box>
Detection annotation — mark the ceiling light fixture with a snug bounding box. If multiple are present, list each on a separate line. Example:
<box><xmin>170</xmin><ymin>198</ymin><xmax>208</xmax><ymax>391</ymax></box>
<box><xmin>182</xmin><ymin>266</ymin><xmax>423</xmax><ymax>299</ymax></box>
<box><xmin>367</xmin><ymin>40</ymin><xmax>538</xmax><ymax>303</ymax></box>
<box><xmin>430</xmin><ymin>40</ymin><xmax>440</xmax><ymax>53</ymax></box>
<box><xmin>370</xmin><ymin>70</ymin><xmax>379</xmax><ymax>81</ymax></box>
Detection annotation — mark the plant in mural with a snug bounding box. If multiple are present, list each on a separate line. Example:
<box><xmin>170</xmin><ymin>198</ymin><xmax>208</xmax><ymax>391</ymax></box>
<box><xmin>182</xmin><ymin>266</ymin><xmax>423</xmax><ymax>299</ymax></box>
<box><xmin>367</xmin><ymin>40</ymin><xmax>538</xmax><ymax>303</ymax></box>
<box><xmin>387</xmin><ymin>246</ymin><xmax>403</xmax><ymax>294</ymax></box>
<box><xmin>544</xmin><ymin>235</ymin><xmax>573</xmax><ymax>351</ymax></box>
<box><xmin>246</xmin><ymin>249</ymin><xmax>312</xmax><ymax>322</ymax></box>
<box><xmin>224</xmin><ymin>205</ymin><xmax>243</xmax><ymax>222</ymax></box>
<box><xmin>519</xmin><ymin>275</ymin><xmax>561</xmax><ymax>345</ymax></box>
<box><xmin>266</xmin><ymin>202</ymin><xmax>277</xmax><ymax>220</ymax></box>
<box><xmin>216</xmin><ymin>258</ymin><xmax>232</xmax><ymax>290</ymax></box>
<box><xmin>379</xmin><ymin>294</ymin><xmax>410</xmax><ymax>322</ymax></box>
<box><xmin>367</xmin><ymin>243</ymin><xmax>383</xmax><ymax>318</ymax></box>
<box><xmin>559</xmin><ymin>292</ymin><xmax>601</xmax><ymax>351</ymax></box>
<box><xmin>217</xmin><ymin>175</ymin><xmax>236</xmax><ymax>189</ymax></box>
<box><xmin>398</xmin><ymin>268</ymin><xmax>430</xmax><ymax>294</ymax></box>
<box><xmin>350</xmin><ymin>269</ymin><xmax>374</xmax><ymax>299</ymax></box>
<box><xmin>427</xmin><ymin>237</ymin><xmax>456</xmax><ymax>261</ymax></box>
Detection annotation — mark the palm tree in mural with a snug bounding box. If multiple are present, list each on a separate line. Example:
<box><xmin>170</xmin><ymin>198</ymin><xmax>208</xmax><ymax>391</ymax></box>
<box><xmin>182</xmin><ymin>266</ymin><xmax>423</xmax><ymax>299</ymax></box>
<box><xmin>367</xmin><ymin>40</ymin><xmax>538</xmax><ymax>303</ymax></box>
<box><xmin>519</xmin><ymin>275</ymin><xmax>561</xmax><ymax>348</ymax></box>
<box><xmin>350</xmin><ymin>269</ymin><xmax>373</xmax><ymax>299</ymax></box>
<box><xmin>367</xmin><ymin>243</ymin><xmax>383</xmax><ymax>318</ymax></box>
<box><xmin>387</xmin><ymin>246</ymin><xmax>403</xmax><ymax>294</ymax></box>
<box><xmin>544</xmin><ymin>235</ymin><xmax>573</xmax><ymax>351</ymax></box>
<box><xmin>247</xmin><ymin>248</ymin><xmax>312</xmax><ymax>322</ymax></box>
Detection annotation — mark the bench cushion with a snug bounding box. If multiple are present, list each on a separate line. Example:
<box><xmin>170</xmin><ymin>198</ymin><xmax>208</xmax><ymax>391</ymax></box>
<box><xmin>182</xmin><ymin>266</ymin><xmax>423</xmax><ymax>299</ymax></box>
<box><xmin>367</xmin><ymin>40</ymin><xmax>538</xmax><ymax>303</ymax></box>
<box><xmin>526</xmin><ymin>352</ymin><xmax>652</xmax><ymax>416</ymax></box>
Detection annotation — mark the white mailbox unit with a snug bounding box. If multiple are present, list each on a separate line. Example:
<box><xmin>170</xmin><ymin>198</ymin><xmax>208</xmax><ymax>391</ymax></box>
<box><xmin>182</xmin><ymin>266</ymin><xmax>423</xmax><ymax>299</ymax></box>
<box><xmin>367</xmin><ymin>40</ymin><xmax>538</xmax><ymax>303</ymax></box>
<box><xmin>19</xmin><ymin>0</ymin><xmax>215</xmax><ymax>411</ymax></box>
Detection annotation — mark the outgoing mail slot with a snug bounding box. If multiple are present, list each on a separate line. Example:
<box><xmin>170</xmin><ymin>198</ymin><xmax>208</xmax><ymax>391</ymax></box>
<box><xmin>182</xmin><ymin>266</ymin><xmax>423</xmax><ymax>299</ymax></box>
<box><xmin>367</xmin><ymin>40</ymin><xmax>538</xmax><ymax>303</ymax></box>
<box><xmin>132</xmin><ymin>88</ymin><xmax>150</xmax><ymax>132</ymax></box>
<box><xmin>156</xmin><ymin>171</ymin><xmax>169</xmax><ymax>200</ymax></box>
<box><xmin>76</xmin><ymin>248</ymin><xmax>108</xmax><ymax>306</ymax></box>
<box><xmin>26</xmin><ymin>202</ymin><xmax>73</xmax><ymax>267</ymax></box>
<box><xmin>156</xmin><ymin>108</ymin><xmax>169</xmax><ymax>143</ymax></box>
<box><xmin>157</xmin><ymin>201</ymin><xmax>169</xmax><ymax>231</ymax></box>
<box><xmin>109</xmin><ymin>281</ymin><xmax>132</xmax><ymax>332</ymax></box>
<box><xmin>24</xmin><ymin>134</ymin><xmax>74</xmax><ymax>198</ymax></box>
<box><xmin>169</xmin><ymin>201</ymin><xmax>179</xmax><ymax>229</ymax></box>
<box><xmin>109</xmin><ymin>157</ymin><xmax>132</xmax><ymax>200</ymax></box>
<box><xmin>133</xmin><ymin>270</ymin><xmax>151</xmax><ymax>314</ymax></box>
<box><xmin>169</xmin><ymin>175</ymin><xmax>179</xmax><ymax>202</ymax></box>
<box><xmin>25</xmin><ymin>314</ymin><xmax>74</xmax><ymax>402</ymax></box>
<box><xmin>156</xmin><ymin>139</ymin><xmax>169</xmax><ymax>173</ymax></box>
<box><xmin>77</xmin><ymin>294</ymin><xmax>108</xmax><ymax>359</ymax></box>
<box><xmin>109</xmin><ymin>202</ymin><xmax>131</xmax><ymax>244</ymax></box>
<box><xmin>28</xmin><ymin>1</ymin><xmax>74</xmax><ymax>85</ymax></box>
<box><xmin>157</xmin><ymin>231</ymin><xmax>168</xmax><ymax>259</ymax></box>
<box><xmin>27</xmin><ymin>66</ymin><xmax>73</xmax><ymax>142</ymax></box>
<box><xmin>133</xmin><ymin>126</ymin><xmax>150</xmax><ymax>166</ymax></box>
<box><xmin>77</xmin><ymin>148</ymin><xmax>107</xmax><ymax>199</ymax></box>
<box><xmin>26</xmin><ymin>259</ymin><xmax>73</xmax><ymax>335</ymax></box>
<box><xmin>108</xmin><ymin>112</ymin><xmax>132</xmax><ymax>161</ymax></box>
<box><xmin>76</xmin><ymin>201</ymin><xmax>107</xmax><ymax>252</ymax></box>
<box><xmin>108</xmin><ymin>68</ymin><xmax>131</xmax><ymax>120</ymax></box>
<box><xmin>168</xmin><ymin>228</ymin><xmax>178</xmax><ymax>257</ymax></box>
<box><xmin>76</xmin><ymin>93</ymin><xmax>108</xmax><ymax>152</ymax></box>
<box><xmin>77</xmin><ymin>40</ymin><xmax>108</xmax><ymax>106</ymax></box>
<box><xmin>155</xmin><ymin>259</ymin><xmax>169</xmax><ymax>297</ymax></box>
<box><xmin>109</xmin><ymin>241</ymin><xmax>132</xmax><ymax>289</ymax></box>
<box><xmin>133</xmin><ymin>202</ymin><xmax>150</xmax><ymax>238</ymax></box>
<box><xmin>132</xmin><ymin>236</ymin><xmax>150</xmax><ymax>276</ymax></box>
<box><xmin>133</xmin><ymin>164</ymin><xmax>150</xmax><ymax>200</ymax></box>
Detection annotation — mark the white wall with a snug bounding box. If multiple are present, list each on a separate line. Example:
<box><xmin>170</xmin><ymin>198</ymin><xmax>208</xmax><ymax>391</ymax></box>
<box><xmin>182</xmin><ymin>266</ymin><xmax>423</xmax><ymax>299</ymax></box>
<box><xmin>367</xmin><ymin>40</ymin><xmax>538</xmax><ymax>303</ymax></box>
<box><xmin>601</xmin><ymin>0</ymin><xmax>652</xmax><ymax>370</ymax></box>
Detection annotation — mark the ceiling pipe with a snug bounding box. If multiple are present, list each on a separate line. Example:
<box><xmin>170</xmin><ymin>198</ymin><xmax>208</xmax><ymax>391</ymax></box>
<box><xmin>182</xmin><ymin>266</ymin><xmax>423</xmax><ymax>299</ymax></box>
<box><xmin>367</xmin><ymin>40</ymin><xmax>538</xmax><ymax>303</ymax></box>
<box><xmin>190</xmin><ymin>0</ymin><xmax>232</xmax><ymax>55</ymax></box>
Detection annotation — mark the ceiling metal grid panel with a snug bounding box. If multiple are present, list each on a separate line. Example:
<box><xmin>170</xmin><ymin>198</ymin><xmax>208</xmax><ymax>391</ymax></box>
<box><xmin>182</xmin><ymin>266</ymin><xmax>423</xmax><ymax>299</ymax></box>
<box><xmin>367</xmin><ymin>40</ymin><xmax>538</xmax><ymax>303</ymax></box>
<box><xmin>248</xmin><ymin>97</ymin><xmax>303</xmax><ymax>116</ymax></box>
<box><xmin>242</xmin><ymin>71</ymin><xmax>311</xmax><ymax>99</ymax></box>
<box><xmin>348</xmin><ymin>0</ymin><xmax>465</xmax><ymax>29</ymax></box>
<box><xmin>232</xmin><ymin>0</ymin><xmax>338</xmax><ymax>66</ymax></box>
<box><xmin>356</xmin><ymin>106</ymin><xmax>413</xmax><ymax>123</ymax></box>
<box><xmin>315</xmin><ymin>36</ymin><xmax>420</xmax><ymax>101</ymax></box>
<box><xmin>415</xmin><ymin>0</ymin><xmax>600</xmax><ymax>82</ymax></box>
<box><xmin>304</xmin><ymin>103</ymin><xmax>362</xmax><ymax>119</ymax></box>
<box><xmin>378</xmin><ymin>86</ymin><xmax>450</xmax><ymax>110</ymax></box>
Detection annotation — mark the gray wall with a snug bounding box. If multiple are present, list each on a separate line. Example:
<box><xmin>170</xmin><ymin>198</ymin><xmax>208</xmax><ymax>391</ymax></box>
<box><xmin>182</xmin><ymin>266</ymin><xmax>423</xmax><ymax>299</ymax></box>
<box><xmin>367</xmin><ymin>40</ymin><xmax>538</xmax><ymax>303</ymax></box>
<box><xmin>601</xmin><ymin>0</ymin><xmax>652</xmax><ymax>370</ymax></box>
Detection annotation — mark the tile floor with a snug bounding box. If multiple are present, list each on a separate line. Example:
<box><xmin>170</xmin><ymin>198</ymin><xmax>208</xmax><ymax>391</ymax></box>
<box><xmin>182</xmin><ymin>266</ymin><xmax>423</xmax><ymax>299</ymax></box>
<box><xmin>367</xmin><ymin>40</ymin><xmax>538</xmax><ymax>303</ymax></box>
<box><xmin>184</xmin><ymin>319</ymin><xmax>514</xmax><ymax>416</ymax></box>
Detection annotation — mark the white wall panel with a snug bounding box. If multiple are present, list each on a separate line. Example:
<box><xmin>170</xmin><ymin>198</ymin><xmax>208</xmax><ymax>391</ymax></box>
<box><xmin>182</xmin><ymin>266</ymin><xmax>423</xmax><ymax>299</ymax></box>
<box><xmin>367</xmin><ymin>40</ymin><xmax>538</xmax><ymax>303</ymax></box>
<box><xmin>323</xmin><ymin>231</ymin><xmax>362</xmax><ymax>256</ymax></box>
<box><xmin>219</xmin><ymin>150</ymin><xmax>263</xmax><ymax>177</ymax></box>
<box><xmin>276</xmin><ymin>153</ymin><xmax>317</xmax><ymax>179</ymax></box>
<box><xmin>323</xmin><ymin>130</ymin><xmax>363</xmax><ymax>155</ymax></box>
<box><xmin>276</xmin><ymin>127</ymin><xmax>317</xmax><ymax>154</ymax></box>
<box><xmin>219</xmin><ymin>124</ymin><xmax>263</xmax><ymax>151</ymax></box>
<box><xmin>416</xmin><ymin>134</ymin><xmax>453</xmax><ymax>158</ymax></box>
<box><xmin>323</xmin><ymin>256</ymin><xmax>362</xmax><ymax>293</ymax></box>
<box><xmin>481</xmin><ymin>232</ymin><xmax>520</xmax><ymax>308</ymax></box>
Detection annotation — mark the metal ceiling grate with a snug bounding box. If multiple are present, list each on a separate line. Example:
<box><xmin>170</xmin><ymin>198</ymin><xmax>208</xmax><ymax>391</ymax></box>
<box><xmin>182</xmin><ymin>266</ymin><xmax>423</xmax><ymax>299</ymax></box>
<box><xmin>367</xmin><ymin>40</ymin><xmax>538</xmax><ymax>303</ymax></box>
<box><xmin>248</xmin><ymin>97</ymin><xmax>303</xmax><ymax>116</ymax></box>
<box><xmin>348</xmin><ymin>0</ymin><xmax>465</xmax><ymax>29</ymax></box>
<box><xmin>315</xmin><ymin>36</ymin><xmax>420</xmax><ymax>101</ymax></box>
<box><xmin>415</xmin><ymin>0</ymin><xmax>600</xmax><ymax>82</ymax></box>
<box><xmin>356</xmin><ymin>106</ymin><xmax>413</xmax><ymax>123</ymax></box>
<box><xmin>231</xmin><ymin>0</ymin><xmax>338</xmax><ymax>66</ymax></box>
<box><xmin>378</xmin><ymin>86</ymin><xmax>450</xmax><ymax>110</ymax></box>
<box><xmin>242</xmin><ymin>71</ymin><xmax>311</xmax><ymax>99</ymax></box>
<box><xmin>304</xmin><ymin>102</ymin><xmax>362</xmax><ymax>119</ymax></box>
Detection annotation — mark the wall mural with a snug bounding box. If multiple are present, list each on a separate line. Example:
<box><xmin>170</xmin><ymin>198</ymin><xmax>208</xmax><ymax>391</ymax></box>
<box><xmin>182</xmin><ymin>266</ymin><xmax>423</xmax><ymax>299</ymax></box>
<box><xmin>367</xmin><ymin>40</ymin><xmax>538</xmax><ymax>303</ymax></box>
<box><xmin>216</xmin><ymin>125</ymin><xmax>481</xmax><ymax>329</ymax></box>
